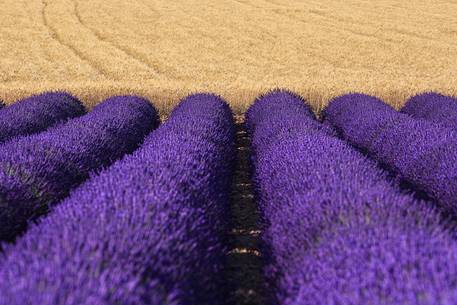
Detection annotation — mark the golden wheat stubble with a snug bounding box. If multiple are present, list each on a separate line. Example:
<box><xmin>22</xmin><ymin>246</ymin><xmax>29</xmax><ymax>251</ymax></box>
<box><xmin>1</xmin><ymin>0</ymin><xmax>456</xmax><ymax>113</ymax></box>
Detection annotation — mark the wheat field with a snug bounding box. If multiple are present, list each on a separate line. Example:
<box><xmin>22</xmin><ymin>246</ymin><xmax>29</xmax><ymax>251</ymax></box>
<box><xmin>1</xmin><ymin>0</ymin><xmax>456</xmax><ymax>114</ymax></box>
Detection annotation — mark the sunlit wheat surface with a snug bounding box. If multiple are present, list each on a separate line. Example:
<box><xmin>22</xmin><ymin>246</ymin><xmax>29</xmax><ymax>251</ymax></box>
<box><xmin>1</xmin><ymin>0</ymin><xmax>456</xmax><ymax>113</ymax></box>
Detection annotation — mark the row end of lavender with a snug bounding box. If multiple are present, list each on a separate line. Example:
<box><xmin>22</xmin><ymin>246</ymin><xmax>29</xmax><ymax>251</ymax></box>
<box><xmin>402</xmin><ymin>92</ymin><xmax>457</xmax><ymax>129</ymax></box>
<box><xmin>0</xmin><ymin>92</ymin><xmax>86</xmax><ymax>144</ymax></box>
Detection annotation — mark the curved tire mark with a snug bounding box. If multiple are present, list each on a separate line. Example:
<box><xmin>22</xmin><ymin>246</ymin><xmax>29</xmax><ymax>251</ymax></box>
<box><xmin>41</xmin><ymin>0</ymin><xmax>109</xmax><ymax>78</ymax></box>
<box><xmin>72</xmin><ymin>0</ymin><xmax>161</xmax><ymax>76</ymax></box>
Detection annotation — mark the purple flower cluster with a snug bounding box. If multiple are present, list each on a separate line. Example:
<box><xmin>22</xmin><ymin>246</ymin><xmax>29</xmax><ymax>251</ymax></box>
<box><xmin>0</xmin><ymin>92</ymin><xmax>86</xmax><ymax>144</ymax></box>
<box><xmin>0</xmin><ymin>93</ymin><xmax>235</xmax><ymax>305</ymax></box>
<box><xmin>402</xmin><ymin>92</ymin><xmax>457</xmax><ymax>129</ymax></box>
<box><xmin>0</xmin><ymin>96</ymin><xmax>159</xmax><ymax>242</ymax></box>
<box><xmin>324</xmin><ymin>93</ymin><xmax>457</xmax><ymax>215</ymax></box>
<box><xmin>247</xmin><ymin>90</ymin><xmax>457</xmax><ymax>304</ymax></box>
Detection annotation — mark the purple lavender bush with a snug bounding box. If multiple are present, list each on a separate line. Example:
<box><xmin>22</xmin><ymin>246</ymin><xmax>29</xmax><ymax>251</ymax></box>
<box><xmin>0</xmin><ymin>92</ymin><xmax>86</xmax><ymax>144</ymax></box>
<box><xmin>401</xmin><ymin>92</ymin><xmax>457</xmax><ymax>129</ymax></box>
<box><xmin>324</xmin><ymin>93</ymin><xmax>457</xmax><ymax>215</ymax></box>
<box><xmin>0</xmin><ymin>95</ymin><xmax>159</xmax><ymax>242</ymax></box>
<box><xmin>0</xmin><ymin>93</ymin><xmax>235</xmax><ymax>305</ymax></box>
<box><xmin>245</xmin><ymin>89</ymin><xmax>335</xmax><ymax>163</ymax></box>
<box><xmin>320</xmin><ymin>93</ymin><xmax>400</xmax><ymax>149</ymax></box>
<box><xmin>247</xmin><ymin>90</ymin><xmax>457</xmax><ymax>305</ymax></box>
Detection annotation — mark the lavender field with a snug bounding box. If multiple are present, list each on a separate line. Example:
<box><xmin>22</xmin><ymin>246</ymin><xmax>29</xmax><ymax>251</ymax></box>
<box><xmin>0</xmin><ymin>90</ymin><xmax>457</xmax><ymax>304</ymax></box>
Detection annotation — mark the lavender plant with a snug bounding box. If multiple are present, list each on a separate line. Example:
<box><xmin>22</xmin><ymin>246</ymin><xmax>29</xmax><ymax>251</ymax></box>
<box><xmin>402</xmin><ymin>92</ymin><xmax>457</xmax><ymax>129</ymax></box>
<box><xmin>0</xmin><ymin>95</ymin><xmax>159</xmax><ymax>242</ymax></box>
<box><xmin>247</xmin><ymin>90</ymin><xmax>457</xmax><ymax>305</ymax></box>
<box><xmin>0</xmin><ymin>93</ymin><xmax>235</xmax><ymax>305</ymax></box>
<box><xmin>0</xmin><ymin>92</ymin><xmax>86</xmax><ymax>143</ymax></box>
<box><xmin>324</xmin><ymin>93</ymin><xmax>457</xmax><ymax>216</ymax></box>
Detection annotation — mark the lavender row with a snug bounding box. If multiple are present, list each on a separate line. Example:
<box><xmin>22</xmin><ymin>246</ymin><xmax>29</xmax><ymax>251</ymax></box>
<box><xmin>246</xmin><ymin>90</ymin><xmax>457</xmax><ymax>304</ymax></box>
<box><xmin>402</xmin><ymin>92</ymin><xmax>457</xmax><ymax>129</ymax></box>
<box><xmin>0</xmin><ymin>92</ymin><xmax>86</xmax><ymax>144</ymax></box>
<box><xmin>0</xmin><ymin>96</ymin><xmax>159</xmax><ymax>242</ymax></box>
<box><xmin>0</xmin><ymin>93</ymin><xmax>235</xmax><ymax>305</ymax></box>
<box><xmin>323</xmin><ymin>93</ymin><xmax>457</xmax><ymax>216</ymax></box>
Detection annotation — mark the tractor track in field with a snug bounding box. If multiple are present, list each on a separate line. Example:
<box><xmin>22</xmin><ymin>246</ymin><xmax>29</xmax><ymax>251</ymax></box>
<box><xmin>72</xmin><ymin>0</ymin><xmax>162</xmax><ymax>76</ymax></box>
<box><xmin>41</xmin><ymin>0</ymin><xmax>109</xmax><ymax>77</ymax></box>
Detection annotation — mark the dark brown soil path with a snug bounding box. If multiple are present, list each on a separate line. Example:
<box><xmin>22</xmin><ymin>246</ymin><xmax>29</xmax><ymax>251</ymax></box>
<box><xmin>225</xmin><ymin>115</ymin><xmax>265</xmax><ymax>305</ymax></box>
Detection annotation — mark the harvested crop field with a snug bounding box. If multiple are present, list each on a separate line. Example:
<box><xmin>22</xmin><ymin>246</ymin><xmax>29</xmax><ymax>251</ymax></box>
<box><xmin>1</xmin><ymin>0</ymin><xmax>457</xmax><ymax>113</ymax></box>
